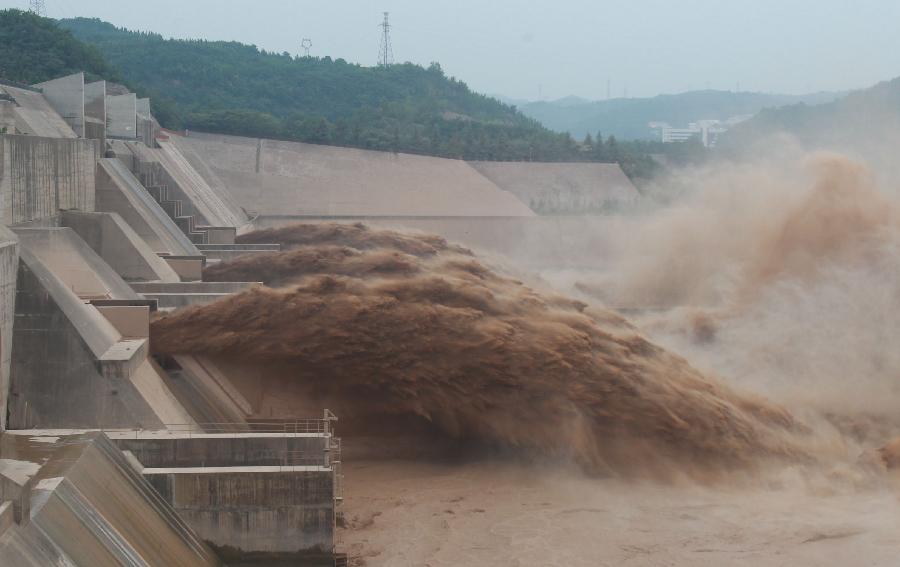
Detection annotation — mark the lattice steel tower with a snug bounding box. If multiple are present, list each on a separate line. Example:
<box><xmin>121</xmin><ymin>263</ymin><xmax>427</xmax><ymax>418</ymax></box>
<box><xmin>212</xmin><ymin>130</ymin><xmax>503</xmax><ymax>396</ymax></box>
<box><xmin>378</xmin><ymin>12</ymin><xmax>394</xmax><ymax>67</ymax></box>
<box><xmin>28</xmin><ymin>0</ymin><xmax>46</xmax><ymax>16</ymax></box>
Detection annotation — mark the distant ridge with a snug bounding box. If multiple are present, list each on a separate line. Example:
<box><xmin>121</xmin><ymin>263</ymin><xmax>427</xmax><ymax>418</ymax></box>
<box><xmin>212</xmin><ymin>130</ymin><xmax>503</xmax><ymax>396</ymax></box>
<box><xmin>722</xmin><ymin>77</ymin><xmax>900</xmax><ymax>150</ymax></box>
<box><xmin>517</xmin><ymin>89</ymin><xmax>845</xmax><ymax>140</ymax></box>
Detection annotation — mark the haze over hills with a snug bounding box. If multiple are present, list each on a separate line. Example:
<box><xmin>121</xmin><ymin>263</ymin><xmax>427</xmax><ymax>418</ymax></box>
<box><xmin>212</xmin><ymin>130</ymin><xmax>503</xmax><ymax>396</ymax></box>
<box><xmin>722</xmin><ymin>77</ymin><xmax>900</xmax><ymax>149</ymax></box>
<box><xmin>515</xmin><ymin>90</ymin><xmax>846</xmax><ymax>140</ymax></box>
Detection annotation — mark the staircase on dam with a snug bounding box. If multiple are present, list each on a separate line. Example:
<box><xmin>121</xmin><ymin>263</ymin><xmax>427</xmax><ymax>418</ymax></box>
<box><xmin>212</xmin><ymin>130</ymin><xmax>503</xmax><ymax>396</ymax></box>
<box><xmin>143</xmin><ymin>181</ymin><xmax>214</xmax><ymax>245</ymax></box>
<box><xmin>106</xmin><ymin>140</ymin><xmax>239</xmax><ymax>247</ymax></box>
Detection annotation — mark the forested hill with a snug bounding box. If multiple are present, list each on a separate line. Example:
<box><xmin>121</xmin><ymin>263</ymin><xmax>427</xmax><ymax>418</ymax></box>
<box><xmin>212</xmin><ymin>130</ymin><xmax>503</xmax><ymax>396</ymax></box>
<box><xmin>58</xmin><ymin>16</ymin><xmax>659</xmax><ymax>170</ymax></box>
<box><xmin>0</xmin><ymin>10</ymin><xmax>119</xmax><ymax>85</ymax></box>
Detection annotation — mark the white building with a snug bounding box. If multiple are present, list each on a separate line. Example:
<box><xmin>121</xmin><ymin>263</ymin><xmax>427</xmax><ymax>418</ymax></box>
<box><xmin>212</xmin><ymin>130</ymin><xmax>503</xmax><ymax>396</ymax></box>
<box><xmin>649</xmin><ymin>114</ymin><xmax>751</xmax><ymax>147</ymax></box>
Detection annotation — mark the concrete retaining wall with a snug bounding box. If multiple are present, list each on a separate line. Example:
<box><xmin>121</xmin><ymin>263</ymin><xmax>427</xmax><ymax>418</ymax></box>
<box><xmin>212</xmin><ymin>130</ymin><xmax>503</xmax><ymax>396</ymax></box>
<box><xmin>171</xmin><ymin>132</ymin><xmax>532</xmax><ymax>218</ymax></box>
<box><xmin>146</xmin><ymin>469</ymin><xmax>334</xmax><ymax>563</ymax></box>
<box><xmin>0</xmin><ymin>134</ymin><xmax>99</xmax><ymax>225</ymax></box>
<box><xmin>469</xmin><ymin>161</ymin><xmax>641</xmax><ymax>214</ymax></box>
<box><xmin>114</xmin><ymin>434</ymin><xmax>328</xmax><ymax>468</ymax></box>
<box><xmin>33</xmin><ymin>73</ymin><xmax>85</xmax><ymax>138</ymax></box>
<box><xmin>0</xmin><ymin>226</ymin><xmax>17</xmax><ymax>431</ymax></box>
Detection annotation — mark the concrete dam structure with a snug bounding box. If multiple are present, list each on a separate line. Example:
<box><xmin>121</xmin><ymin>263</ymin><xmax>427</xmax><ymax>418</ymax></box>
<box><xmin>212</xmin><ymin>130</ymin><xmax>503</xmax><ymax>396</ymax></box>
<box><xmin>0</xmin><ymin>67</ymin><xmax>640</xmax><ymax>566</ymax></box>
<box><xmin>0</xmin><ymin>73</ymin><xmax>341</xmax><ymax>566</ymax></box>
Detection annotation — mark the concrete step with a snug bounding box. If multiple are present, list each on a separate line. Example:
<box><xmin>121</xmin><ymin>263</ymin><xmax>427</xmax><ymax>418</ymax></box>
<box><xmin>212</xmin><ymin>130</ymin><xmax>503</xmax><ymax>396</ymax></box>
<box><xmin>160</xmin><ymin>200</ymin><xmax>183</xmax><ymax>218</ymax></box>
<box><xmin>188</xmin><ymin>231</ymin><xmax>208</xmax><ymax>245</ymax></box>
<box><xmin>196</xmin><ymin>243</ymin><xmax>281</xmax><ymax>262</ymax></box>
<box><xmin>146</xmin><ymin>185</ymin><xmax>167</xmax><ymax>202</ymax></box>
<box><xmin>174</xmin><ymin>215</ymin><xmax>194</xmax><ymax>234</ymax></box>
<box><xmin>192</xmin><ymin>226</ymin><xmax>236</xmax><ymax>245</ymax></box>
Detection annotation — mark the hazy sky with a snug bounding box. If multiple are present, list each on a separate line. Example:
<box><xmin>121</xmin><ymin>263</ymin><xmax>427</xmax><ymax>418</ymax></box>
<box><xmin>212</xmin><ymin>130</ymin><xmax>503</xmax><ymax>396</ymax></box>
<box><xmin>7</xmin><ymin>0</ymin><xmax>900</xmax><ymax>101</ymax></box>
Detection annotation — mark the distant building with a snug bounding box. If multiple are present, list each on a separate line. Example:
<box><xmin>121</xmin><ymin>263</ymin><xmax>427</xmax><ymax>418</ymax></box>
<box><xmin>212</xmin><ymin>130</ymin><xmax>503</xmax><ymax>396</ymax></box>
<box><xmin>649</xmin><ymin>114</ymin><xmax>751</xmax><ymax>147</ymax></box>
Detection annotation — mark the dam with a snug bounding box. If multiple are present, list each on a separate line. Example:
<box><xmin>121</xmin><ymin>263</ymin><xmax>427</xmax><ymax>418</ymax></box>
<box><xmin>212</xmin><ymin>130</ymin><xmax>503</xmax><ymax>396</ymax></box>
<box><xmin>0</xmin><ymin>70</ymin><xmax>637</xmax><ymax>565</ymax></box>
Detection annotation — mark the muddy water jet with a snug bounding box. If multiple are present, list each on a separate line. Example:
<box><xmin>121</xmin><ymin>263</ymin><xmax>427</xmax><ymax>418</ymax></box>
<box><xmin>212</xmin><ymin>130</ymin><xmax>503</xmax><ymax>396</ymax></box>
<box><xmin>152</xmin><ymin>223</ymin><xmax>808</xmax><ymax>477</ymax></box>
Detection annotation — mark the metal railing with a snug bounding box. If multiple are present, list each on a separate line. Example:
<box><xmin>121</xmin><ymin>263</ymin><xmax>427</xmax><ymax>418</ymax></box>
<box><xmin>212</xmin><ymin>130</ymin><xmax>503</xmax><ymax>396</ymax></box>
<box><xmin>329</xmin><ymin>436</ymin><xmax>344</xmax><ymax>509</ymax></box>
<box><xmin>161</xmin><ymin>420</ymin><xmax>329</xmax><ymax>435</ymax></box>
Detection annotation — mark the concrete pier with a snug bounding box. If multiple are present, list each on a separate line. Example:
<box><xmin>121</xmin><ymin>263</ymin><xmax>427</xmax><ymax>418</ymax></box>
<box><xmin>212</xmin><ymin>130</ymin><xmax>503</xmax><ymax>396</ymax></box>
<box><xmin>7</xmin><ymin>229</ymin><xmax>194</xmax><ymax>429</ymax></box>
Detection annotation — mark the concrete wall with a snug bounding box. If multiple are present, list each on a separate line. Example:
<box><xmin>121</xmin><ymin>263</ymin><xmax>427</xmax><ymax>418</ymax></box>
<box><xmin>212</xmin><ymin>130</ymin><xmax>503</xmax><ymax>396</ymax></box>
<box><xmin>469</xmin><ymin>161</ymin><xmax>641</xmax><ymax>214</ymax></box>
<box><xmin>96</xmin><ymin>304</ymin><xmax>150</xmax><ymax>338</ymax></box>
<box><xmin>33</xmin><ymin>73</ymin><xmax>85</xmax><ymax>138</ymax></box>
<box><xmin>138</xmin><ymin>116</ymin><xmax>157</xmax><ymax>147</ymax></box>
<box><xmin>106</xmin><ymin>93</ymin><xmax>136</xmax><ymax>139</ymax></box>
<box><xmin>59</xmin><ymin>210</ymin><xmax>181</xmax><ymax>283</ymax></box>
<box><xmin>146</xmin><ymin>469</ymin><xmax>334</xmax><ymax>564</ymax></box>
<box><xmin>136</xmin><ymin>98</ymin><xmax>151</xmax><ymax>119</ymax></box>
<box><xmin>114</xmin><ymin>434</ymin><xmax>328</xmax><ymax>468</ymax></box>
<box><xmin>0</xmin><ymin>134</ymin><xmax>99</xmax><ymax>225</ymax></box>
<box><xmin>172</xmin><ymin>132</ymin><xmax>533</xmax><ymax>218</ymax></box>
<box><xmin>0</xmin><ymin>226</ymin><xmax>17</xmax><ymax>431</ymax></box>
<box><xmin>84</xmin><ymin>80</ymin><xmax>106</xmax><ymax>144</ymax></box>
<box><xmin>0</xmin><ymin>100</ymin><xmax>17</xmax><ymax>133</ymax></box>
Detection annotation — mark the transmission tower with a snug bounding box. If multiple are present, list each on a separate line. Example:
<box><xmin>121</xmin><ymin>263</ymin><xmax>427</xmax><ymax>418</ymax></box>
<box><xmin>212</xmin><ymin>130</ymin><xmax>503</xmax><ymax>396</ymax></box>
<box><xmin>378</xmin><ymin>12</ymin><xmax>394</xmax><ymax>67</ymax></box>
<box><xmin>301</xmin><ymin>38</ymin><xmax>313</xmax><ymax>57</ymax></box>
<box><xmin>28</xmin><ymin>0</ymin><xmax>47</xmax><ymax>16</ymax></box>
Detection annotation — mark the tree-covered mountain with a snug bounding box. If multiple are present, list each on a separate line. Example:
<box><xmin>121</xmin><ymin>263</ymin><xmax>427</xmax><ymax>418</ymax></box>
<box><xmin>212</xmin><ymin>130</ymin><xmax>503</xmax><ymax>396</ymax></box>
<box><xmin>518</xmin><ymin>90</ymin><xmax>844</xmax><ymax>140</ymax></box>
<box><xmin>0</xmin><ymin>9</ymin><xmax>119</xmax><ymax>85</ymax></box>
<box><xmin>57</xmin><ymin>16</ymin><xmax>661</xmax><ymax>171</ymax></box>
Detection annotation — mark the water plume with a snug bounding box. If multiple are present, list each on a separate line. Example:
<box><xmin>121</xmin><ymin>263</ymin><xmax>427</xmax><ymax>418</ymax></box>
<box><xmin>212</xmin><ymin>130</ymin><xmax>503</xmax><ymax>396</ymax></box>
<box><xmin>573</xmin><ymin>152</ymin><xmax>900</xmax><ymax>446</ymax></box>
<box><xmin>153</xmin><ymin>223</ymin><xmax>808</xmax><ymax>476</ymax></box>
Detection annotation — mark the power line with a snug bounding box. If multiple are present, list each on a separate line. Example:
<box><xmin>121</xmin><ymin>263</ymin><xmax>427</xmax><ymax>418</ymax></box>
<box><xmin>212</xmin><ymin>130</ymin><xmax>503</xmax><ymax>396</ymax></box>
<box><xmin>378</xmin><ymin>12</ymin><xmax>394</xmax><ymax>67</ymax></box>
<box><xmin>301</xmin><ymin>38</ymin><xmax>312</xmax><ymax>58</ymax></box>
<box><xmin>28</xmin><ymin>0</ymin><xmax>47</xmax><ymax>16</ymax></box>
